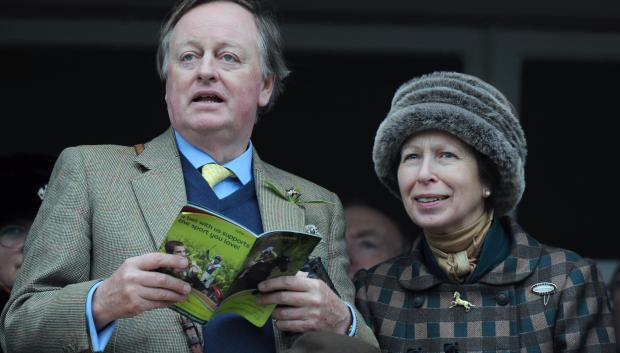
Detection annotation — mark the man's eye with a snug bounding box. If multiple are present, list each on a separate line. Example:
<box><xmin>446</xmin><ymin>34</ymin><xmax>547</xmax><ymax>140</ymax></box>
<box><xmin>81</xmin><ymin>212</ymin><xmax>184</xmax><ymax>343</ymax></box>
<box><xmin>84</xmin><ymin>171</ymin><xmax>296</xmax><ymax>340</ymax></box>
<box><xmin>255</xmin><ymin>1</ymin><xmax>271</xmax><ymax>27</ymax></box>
<box><xmin>181</xmin><ymin>53</ymin><xmax>197</xmax><ymax>62</ymax></box>
<box><xmin>221</xmin><ymin>54</ymin><xmax>238</xmax><ymax>63</ymax></box>
<box><xmin>360</xmin><ymin>240</ymin><xmax>379</xmax><ymax>250</ymax></box>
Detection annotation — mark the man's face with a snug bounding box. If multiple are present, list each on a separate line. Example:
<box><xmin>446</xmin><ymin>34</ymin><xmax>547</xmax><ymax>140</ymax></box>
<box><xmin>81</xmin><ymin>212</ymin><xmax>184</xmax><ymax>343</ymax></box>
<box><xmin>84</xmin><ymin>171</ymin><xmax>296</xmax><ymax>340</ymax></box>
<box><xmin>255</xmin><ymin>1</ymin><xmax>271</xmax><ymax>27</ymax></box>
<box><xmin>172</xmin><ymin>245</ymin><xmax>188</xmax><ymax>258</ymax></box>
<box><xmin>344</xmin><ymin>206</ymin><xmax>406</xmax><ymax>280</ymax></box>
<box><xmin>165</xmin><ymin>1</ymin><xmax>274</xmax><ymax>156</ymax></box>
<box><xmin>0</xmin><ymin>225</ymin><xmax>28</xmax><ymax>289</ymax></box>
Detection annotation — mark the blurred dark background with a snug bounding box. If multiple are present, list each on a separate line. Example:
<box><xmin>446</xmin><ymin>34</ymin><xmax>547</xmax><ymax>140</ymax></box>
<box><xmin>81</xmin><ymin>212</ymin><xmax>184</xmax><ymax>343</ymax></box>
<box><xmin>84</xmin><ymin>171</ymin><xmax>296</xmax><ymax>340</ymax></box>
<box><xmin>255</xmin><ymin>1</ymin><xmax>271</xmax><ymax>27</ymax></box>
<box><xmin>2</xmin><ymin>0</ymin><xmax>620</xmax><ymax>269</ymax></box>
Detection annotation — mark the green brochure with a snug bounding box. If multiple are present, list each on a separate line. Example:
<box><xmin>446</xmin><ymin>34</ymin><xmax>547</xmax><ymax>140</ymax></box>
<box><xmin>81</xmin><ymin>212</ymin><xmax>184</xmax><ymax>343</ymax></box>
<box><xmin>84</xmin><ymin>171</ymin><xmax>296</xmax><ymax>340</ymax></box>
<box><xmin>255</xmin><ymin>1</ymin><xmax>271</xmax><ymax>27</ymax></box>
<box><xmin>157</xmin><ymin>204</ymin><xmax>321</xmax><ymax>327</ymax></box>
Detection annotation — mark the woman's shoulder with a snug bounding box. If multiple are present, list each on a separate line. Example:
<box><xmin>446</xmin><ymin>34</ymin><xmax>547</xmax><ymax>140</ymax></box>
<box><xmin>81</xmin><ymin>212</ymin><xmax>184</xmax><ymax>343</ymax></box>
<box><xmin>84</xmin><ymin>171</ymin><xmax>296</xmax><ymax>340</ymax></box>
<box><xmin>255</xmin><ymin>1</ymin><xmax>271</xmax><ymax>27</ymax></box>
<box><xmin>506</xmin><ymin>217</ymin><xmax>599</xmax><ymax>278</ymax></box>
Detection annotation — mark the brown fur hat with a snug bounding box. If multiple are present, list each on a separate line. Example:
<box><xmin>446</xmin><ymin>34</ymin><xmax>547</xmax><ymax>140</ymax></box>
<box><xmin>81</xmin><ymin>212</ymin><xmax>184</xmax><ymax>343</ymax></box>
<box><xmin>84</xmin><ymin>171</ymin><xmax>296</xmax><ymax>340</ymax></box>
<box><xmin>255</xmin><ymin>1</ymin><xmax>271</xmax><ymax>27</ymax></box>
<box><xmin>373</xmin><ymin>71</ymin><xmax>527</xmax><ymax>216</ymax></box>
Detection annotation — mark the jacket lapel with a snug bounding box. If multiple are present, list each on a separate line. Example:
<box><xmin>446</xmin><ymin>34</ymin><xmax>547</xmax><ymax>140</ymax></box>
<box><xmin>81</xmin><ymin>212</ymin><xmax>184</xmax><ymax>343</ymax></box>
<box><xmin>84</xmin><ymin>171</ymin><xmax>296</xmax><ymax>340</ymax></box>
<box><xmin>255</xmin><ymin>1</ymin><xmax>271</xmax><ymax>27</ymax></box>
<box><xmin>131</xmin><ymin>128</ymin><xmax>187</xmax><ymax>250</ymax></box>
<box><xmin>253</xmin><ymin>151</ymin><xmax>305</xmax><ymax>233</ymax></box>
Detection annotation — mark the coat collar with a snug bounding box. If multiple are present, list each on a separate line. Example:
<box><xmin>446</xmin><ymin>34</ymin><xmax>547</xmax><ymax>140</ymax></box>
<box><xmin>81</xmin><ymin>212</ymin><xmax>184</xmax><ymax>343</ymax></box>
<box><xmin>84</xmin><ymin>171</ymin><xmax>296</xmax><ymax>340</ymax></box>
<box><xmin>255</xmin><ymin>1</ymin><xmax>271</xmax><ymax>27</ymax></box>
<box><xmin>398</xmin><ymin>216</ymin><xmax>543</xmax><ymax>291</ymax></box>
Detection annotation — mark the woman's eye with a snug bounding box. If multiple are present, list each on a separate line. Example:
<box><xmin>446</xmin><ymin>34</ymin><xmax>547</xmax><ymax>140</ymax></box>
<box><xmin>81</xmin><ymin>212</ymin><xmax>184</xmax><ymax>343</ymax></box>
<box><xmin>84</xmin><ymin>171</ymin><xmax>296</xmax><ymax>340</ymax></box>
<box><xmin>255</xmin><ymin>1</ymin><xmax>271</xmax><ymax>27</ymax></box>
<box><xmin>402</xmin><ymin>153</ymin><xmax>418</xmax><ymax>162</ymax></box>
<box><xmin>439</xmin><ymin>151</ymin><xmax>457</xmax><ymax>159</ymax></box>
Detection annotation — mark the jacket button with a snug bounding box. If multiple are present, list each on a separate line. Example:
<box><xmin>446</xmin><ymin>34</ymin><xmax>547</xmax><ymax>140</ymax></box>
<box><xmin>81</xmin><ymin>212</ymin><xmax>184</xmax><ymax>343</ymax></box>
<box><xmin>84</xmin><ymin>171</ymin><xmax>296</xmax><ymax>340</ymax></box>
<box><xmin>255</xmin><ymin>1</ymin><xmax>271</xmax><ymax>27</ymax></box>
<box><xmin>496</xmin><ymin>291</ymin><xmax>509</xmax><ymax>306</ymax></box>
<box><xmin>413</xmin><ymin>295</ymin><xmax>425</xmax><ymax>308</ymax></box>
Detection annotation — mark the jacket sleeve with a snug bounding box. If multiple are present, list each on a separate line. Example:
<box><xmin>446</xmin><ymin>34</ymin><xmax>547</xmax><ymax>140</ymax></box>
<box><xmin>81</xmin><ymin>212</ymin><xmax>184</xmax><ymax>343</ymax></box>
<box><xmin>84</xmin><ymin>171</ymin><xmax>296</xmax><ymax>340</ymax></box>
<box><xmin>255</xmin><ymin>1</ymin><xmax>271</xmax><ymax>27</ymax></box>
<box><xmin>555</xmin><ymin>258</ymin><xmax>616</xmax><ymax>353</ymax></box>
<box><xmin>322</xmin><ymin>194</ymin><xmax>379</xmax><ymax>347</ymax></box>
<box><xmin>353</xmin><ymin>269</ymin><xmax>377</xmax><ymax>334</ymax></box>
<box><xmin>0</xmin><ymin>147</ymin><xmax>98</xmax><ymax>353</ymax></box>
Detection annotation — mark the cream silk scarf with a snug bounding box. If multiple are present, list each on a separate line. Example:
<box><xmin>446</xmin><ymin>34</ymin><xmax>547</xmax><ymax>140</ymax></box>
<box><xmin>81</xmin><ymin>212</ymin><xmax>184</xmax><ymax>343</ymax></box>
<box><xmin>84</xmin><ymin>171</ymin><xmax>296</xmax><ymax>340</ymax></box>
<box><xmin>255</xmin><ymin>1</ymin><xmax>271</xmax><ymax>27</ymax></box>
<box><xmin>425</xmin><ymin>210</ymin><xmax>494</xmax><ymax>283</ymax></box>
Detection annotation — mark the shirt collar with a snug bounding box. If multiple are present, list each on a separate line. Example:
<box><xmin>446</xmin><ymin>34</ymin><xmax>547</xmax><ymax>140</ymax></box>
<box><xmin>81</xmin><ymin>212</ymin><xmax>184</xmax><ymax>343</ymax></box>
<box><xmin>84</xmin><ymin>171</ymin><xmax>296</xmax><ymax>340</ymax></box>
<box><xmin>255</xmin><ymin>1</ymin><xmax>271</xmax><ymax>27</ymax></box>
<box><xmin>174</xmin><ymin>130</ymin><xmax>253</xmax><ymax>185</ymax></box>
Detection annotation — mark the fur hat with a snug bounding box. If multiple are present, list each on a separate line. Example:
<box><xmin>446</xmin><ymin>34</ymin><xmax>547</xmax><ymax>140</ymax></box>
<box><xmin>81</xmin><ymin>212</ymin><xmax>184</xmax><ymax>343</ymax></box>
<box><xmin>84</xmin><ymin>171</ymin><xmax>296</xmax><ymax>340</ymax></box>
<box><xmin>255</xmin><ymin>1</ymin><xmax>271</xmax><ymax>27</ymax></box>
<box><xmin>373</xmin><ymin>71</ymin><xmax>527</xmax><ymax>216</ymax></box>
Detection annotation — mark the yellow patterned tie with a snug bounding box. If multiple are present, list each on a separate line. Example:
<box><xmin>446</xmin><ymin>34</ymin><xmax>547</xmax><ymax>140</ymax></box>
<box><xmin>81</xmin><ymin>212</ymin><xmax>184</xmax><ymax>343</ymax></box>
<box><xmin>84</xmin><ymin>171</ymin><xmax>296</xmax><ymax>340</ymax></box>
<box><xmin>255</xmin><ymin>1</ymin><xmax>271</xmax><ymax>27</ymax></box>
<box><xmin>201</xmin><ymin>163</ymin><xmax>234</xmax><ymax>188</ymax></box>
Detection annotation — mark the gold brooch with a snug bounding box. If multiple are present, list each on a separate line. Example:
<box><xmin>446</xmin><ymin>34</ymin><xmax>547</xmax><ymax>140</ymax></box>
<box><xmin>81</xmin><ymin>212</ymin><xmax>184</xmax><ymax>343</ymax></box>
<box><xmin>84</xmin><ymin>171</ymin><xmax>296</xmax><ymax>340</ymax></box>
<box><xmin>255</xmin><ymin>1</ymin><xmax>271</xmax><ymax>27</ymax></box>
<box><xmin>450</xmin><ymin>291</ymin><xmax>475</xmax><ymax>312</ymax></box>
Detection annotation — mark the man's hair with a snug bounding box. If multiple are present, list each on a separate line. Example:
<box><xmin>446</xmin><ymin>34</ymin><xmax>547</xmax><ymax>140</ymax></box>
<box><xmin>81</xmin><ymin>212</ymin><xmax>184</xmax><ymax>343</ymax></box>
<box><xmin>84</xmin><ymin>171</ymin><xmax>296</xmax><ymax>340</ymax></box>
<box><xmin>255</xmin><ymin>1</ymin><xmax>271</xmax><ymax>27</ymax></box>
<box><xmin>156</xmin><ymin>0</ymin><xmax>290</xmax><ymax>112</ymax></box>
<box><xmin>165</xmin><ymin>240</ymin><xmax>185</xmax><ymax>254</ymax></box>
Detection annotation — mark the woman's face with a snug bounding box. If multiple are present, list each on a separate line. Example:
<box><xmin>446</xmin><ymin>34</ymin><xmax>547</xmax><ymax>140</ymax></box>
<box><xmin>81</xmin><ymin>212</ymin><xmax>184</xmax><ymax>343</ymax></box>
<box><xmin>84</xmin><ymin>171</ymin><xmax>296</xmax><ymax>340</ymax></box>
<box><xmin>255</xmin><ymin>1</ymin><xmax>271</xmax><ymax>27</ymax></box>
<box><xmin>397</xmin><ymin>130</ymin><xmax>487</xmax><ymax>235</ymax></box>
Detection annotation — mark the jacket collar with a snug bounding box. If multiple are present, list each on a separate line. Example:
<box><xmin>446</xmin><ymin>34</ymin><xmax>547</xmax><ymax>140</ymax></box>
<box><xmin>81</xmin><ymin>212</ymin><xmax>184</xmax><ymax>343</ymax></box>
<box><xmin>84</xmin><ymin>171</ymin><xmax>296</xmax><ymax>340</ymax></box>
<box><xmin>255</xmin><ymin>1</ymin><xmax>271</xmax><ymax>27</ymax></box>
<box><xmin>252</xmin><ymin>151</ymin><xmax>306</xmax><ymax>234</ymax></box>
<box><xmin>131</xmin><ymin>128</ymin><xmax>187</xmax><ymax>250</ymax></box>
<box><xmin>398</xmin><ymin>216</ymin><xmax>543</xmax><ymax>291</ymax></box>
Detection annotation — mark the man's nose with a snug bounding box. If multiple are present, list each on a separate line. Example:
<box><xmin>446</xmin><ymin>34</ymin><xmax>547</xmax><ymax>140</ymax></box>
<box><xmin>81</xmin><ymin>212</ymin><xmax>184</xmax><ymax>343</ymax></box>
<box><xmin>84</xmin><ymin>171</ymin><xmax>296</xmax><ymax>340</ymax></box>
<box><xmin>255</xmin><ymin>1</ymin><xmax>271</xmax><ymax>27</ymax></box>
<box><xmin>197</xmin><ymin>56</ymin><xmax>217</xmax><ymax>82</ymax></box>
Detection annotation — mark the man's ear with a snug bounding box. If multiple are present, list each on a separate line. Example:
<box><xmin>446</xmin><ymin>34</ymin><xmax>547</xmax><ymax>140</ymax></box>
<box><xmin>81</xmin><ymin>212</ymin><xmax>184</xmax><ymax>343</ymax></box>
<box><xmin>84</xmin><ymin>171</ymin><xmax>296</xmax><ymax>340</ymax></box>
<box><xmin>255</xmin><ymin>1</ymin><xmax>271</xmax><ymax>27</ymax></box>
<box><xmin>258</xmin><ymin>75</ymin><xmax>275</xmax><ymax>107</ymax></box>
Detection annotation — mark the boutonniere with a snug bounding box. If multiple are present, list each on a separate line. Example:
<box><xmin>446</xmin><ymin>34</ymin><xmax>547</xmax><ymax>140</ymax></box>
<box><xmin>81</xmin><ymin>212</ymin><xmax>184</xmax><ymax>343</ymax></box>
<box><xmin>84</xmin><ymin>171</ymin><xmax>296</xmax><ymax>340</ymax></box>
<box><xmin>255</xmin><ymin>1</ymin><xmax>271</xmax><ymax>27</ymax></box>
<box><xmin>264</xmin><ymin>181</ymin><xmax>334</xmax><ymax>206</ymax></box>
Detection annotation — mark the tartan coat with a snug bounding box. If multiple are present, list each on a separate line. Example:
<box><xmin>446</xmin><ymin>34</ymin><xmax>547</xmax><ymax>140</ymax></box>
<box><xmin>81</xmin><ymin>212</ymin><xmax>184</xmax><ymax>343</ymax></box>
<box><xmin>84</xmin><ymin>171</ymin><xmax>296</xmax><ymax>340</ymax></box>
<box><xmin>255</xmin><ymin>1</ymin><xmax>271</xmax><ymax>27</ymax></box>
<box><xmin>355</xmin><ymin>217</ymin><xmax>616</xmax><ymax>353</ymax></box>
<box><xmin>0</xmin><ymin>128</ymin><xmax>377</xmax><ymax>353</ymax></box>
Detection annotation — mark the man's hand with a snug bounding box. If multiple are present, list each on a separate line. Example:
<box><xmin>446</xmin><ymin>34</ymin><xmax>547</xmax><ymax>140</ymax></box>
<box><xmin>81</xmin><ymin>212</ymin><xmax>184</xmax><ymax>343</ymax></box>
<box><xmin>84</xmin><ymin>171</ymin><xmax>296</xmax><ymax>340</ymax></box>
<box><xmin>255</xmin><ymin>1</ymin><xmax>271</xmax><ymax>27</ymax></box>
<box><xmin>255</xmin><ymin>272</ymin><xmax>351</xmax><ymax>334</ymax></box>
<box><xmin>92</xmin><ymin>253</ymin><xmax>192</xmax><ymax>330</ymax></box>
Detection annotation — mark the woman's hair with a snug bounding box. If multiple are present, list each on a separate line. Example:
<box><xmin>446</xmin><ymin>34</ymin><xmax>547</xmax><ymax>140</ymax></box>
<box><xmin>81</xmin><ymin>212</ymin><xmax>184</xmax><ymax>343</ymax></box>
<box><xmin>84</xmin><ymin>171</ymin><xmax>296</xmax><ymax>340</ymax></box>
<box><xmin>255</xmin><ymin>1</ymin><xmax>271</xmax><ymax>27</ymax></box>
<box><xmin>156</xmin><ymin>0</ymin><xmax>290</xmax><ymax>112</ymax></box>
<box><xmin>474</xmin><ymin>150</ymin><xmax>500</xmax><ymax>211</ymax></box>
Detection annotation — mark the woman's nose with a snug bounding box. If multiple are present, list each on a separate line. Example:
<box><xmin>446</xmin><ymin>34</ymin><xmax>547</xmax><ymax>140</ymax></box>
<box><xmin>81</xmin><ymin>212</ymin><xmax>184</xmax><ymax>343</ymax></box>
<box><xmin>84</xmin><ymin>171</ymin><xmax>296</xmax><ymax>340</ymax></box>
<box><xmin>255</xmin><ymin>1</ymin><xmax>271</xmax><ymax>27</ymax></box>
<box><xmin>417</xmin><ymin>158</ymin><xmax>436</xmax><ymax>183</ymax></box>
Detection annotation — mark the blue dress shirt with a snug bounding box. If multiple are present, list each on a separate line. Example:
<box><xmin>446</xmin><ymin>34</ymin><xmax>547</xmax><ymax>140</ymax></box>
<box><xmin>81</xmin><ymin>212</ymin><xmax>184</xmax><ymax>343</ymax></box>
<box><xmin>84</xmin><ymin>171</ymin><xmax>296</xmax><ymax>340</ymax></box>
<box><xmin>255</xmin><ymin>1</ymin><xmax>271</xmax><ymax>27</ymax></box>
<box><xmin>175</xmin><ymin>131</ymin><xmax>253</xmax><ymax>198</ymax></box>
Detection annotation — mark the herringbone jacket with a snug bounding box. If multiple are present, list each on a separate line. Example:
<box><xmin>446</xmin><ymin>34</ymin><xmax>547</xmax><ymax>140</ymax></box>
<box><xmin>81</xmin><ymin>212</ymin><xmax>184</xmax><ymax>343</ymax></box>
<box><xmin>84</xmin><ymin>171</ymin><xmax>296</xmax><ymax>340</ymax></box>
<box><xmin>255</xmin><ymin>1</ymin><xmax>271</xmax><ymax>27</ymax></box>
<box><xmin>355</xmin><ymin>217</ymin><xmax>615</xmax><ymax>353</ymax></box>
<box><xmin>0</xmin><ymin>128</ymin><xmax>377</xmax><ymax>353</ymax></box>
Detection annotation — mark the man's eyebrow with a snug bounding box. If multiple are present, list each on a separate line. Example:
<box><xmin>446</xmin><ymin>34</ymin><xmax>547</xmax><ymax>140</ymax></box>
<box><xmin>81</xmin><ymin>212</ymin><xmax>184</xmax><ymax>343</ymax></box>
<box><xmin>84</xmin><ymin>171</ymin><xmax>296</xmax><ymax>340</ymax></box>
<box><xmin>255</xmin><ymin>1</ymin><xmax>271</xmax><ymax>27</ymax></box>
<box><xmin>216</xmin><ymin>40</ymin><xmax>246</xmax><ymax>51</ymax></box>
<box><xmin>177</xmin><ymin>39</ymin><xmax>201</xmax><ymax>49</ymax></box>
<box><xmin>355</xmin><ymin>230</ymin><xmax>380</xmax><ymax>239</ymax></box>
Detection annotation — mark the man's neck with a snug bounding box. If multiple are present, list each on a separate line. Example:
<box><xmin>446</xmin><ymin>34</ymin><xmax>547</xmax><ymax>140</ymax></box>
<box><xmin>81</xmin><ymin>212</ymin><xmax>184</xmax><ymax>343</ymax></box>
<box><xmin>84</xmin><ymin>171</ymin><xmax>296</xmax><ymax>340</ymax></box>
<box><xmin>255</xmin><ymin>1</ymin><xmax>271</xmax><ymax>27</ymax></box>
<box><xmin>178</xmin><ymin>130</ymin><xmax>250</xmax><ymax>164</ymax></box>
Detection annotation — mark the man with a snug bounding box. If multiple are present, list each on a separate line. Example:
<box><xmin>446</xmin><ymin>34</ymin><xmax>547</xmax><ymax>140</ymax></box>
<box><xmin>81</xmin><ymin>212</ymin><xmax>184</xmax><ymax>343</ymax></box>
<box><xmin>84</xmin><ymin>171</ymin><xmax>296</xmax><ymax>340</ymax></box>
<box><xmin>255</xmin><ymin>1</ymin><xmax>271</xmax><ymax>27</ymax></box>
<box><xmin>164</xmin><ymin>240</ymin><xmax>201</xmax><ymax>280</ymax></box>
<box><xmin>344</xmin><ymin>203</ymin><xmax>412</xmax><ymax>279</ymax></box>
<box><xmin>0</xmin><ymin>223</ymin><xmax>28</xmax><ymax>318</ymax></box>
<box><xmin>0</xmin><ymin>154</ymin><xmax>53</xmax><ymax>353</ymax></box>
<box><xmin>200</xmin><ymin>251</ymin><xmax>222</xmax><ymax>288</ymax></box>
<box><xmin>0</xmin><ymin>1</ymin><xmax>377</xmax><ymax>352</ymax></box>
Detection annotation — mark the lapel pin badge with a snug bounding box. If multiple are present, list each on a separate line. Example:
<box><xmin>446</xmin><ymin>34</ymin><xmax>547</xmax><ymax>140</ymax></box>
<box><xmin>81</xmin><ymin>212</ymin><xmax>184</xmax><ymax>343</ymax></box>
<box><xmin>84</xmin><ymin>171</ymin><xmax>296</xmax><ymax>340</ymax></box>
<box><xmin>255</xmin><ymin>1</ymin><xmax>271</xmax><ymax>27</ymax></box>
<box><xmin>530</xmin><ymin>282</ymin><xmax>557</xmax><ymax>306</ymax></box>
<box><xmin>304</xmin><ymin>224</ymin><xmax>321</xmax><ymax>236</ymax></box>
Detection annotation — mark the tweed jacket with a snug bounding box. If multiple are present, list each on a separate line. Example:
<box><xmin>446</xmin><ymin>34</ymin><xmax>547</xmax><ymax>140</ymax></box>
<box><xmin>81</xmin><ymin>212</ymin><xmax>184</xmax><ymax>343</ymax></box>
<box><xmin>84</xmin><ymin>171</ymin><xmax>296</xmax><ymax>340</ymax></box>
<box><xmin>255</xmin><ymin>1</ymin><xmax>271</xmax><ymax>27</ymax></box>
<box><xmin>355</xmin><ymin>217</ymin><xmax>615</xmax><ymax>353</ymax></box>
<box><xmin>0</xmin><ymin>128</ymin><xmax>377</xmax><ymax>353</ymax></box>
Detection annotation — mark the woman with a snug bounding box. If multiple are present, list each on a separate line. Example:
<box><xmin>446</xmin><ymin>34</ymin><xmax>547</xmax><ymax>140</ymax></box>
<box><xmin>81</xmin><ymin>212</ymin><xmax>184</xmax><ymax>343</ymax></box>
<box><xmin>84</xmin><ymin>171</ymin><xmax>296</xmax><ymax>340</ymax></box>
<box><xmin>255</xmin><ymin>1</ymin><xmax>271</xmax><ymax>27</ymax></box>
<box><xmin>355</xmin><ymin>71</ymin><xmax>615</xmax><ymax>353</ymax></box>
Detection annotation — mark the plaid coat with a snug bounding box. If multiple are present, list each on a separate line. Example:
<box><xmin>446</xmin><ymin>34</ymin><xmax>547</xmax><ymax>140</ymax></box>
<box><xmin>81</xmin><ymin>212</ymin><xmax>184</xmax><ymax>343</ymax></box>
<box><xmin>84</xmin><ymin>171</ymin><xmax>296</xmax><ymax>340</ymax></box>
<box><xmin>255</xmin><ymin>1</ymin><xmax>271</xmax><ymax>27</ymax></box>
<box><xmin>0</xmin><ymin>128</ymin><xmax>377</xmax><ymax>353</ymax></box>
<box><xmin>355</xmin><ymin>217</ymin><xmax>615</xmax><ymax>353</ymax></box>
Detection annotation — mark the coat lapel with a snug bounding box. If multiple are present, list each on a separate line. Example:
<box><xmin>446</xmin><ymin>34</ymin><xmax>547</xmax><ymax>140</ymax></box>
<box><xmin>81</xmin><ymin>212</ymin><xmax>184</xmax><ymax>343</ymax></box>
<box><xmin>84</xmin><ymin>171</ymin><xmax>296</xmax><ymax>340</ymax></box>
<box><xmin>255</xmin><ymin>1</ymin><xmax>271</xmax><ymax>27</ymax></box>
<box><xmin>131</xmin><ymin>128</ymin><xmax>187</xmax><ymax>249</ymax></box>
<box><xmin>253</xmin><ymin>151</ymin><xmax>305</xmax><ymax>233</ymax></box>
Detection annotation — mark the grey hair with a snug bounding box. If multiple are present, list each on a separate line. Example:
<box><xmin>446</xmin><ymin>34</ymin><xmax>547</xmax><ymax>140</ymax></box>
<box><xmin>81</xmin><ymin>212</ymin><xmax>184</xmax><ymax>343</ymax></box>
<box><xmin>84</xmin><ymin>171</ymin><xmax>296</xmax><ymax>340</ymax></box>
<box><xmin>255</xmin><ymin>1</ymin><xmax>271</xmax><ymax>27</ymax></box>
<box><xmin>156</xmin><ymin>0</ymin><xmax>290</xmax><ymax>112</ymax></box>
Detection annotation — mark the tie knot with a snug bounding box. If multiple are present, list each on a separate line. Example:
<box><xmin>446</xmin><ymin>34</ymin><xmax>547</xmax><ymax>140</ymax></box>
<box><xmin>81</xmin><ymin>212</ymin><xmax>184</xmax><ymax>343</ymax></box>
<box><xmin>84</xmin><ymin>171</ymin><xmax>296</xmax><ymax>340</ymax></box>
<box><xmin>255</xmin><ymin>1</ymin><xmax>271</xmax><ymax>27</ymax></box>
<box><xmin>201</xmin><ymin>163</ymin><xmax>234</xmax><ymax>188</ymax></box>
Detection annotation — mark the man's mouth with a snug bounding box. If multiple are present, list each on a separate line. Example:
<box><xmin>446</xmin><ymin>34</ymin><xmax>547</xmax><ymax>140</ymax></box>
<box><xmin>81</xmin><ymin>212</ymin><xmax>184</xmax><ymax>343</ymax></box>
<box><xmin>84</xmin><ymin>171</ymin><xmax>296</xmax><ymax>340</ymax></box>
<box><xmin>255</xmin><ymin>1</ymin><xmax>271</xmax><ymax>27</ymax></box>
<box><xmin>192</xmin><ymin>94</ymin><xmax>224</xmax><ymax>103</ymax></box>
